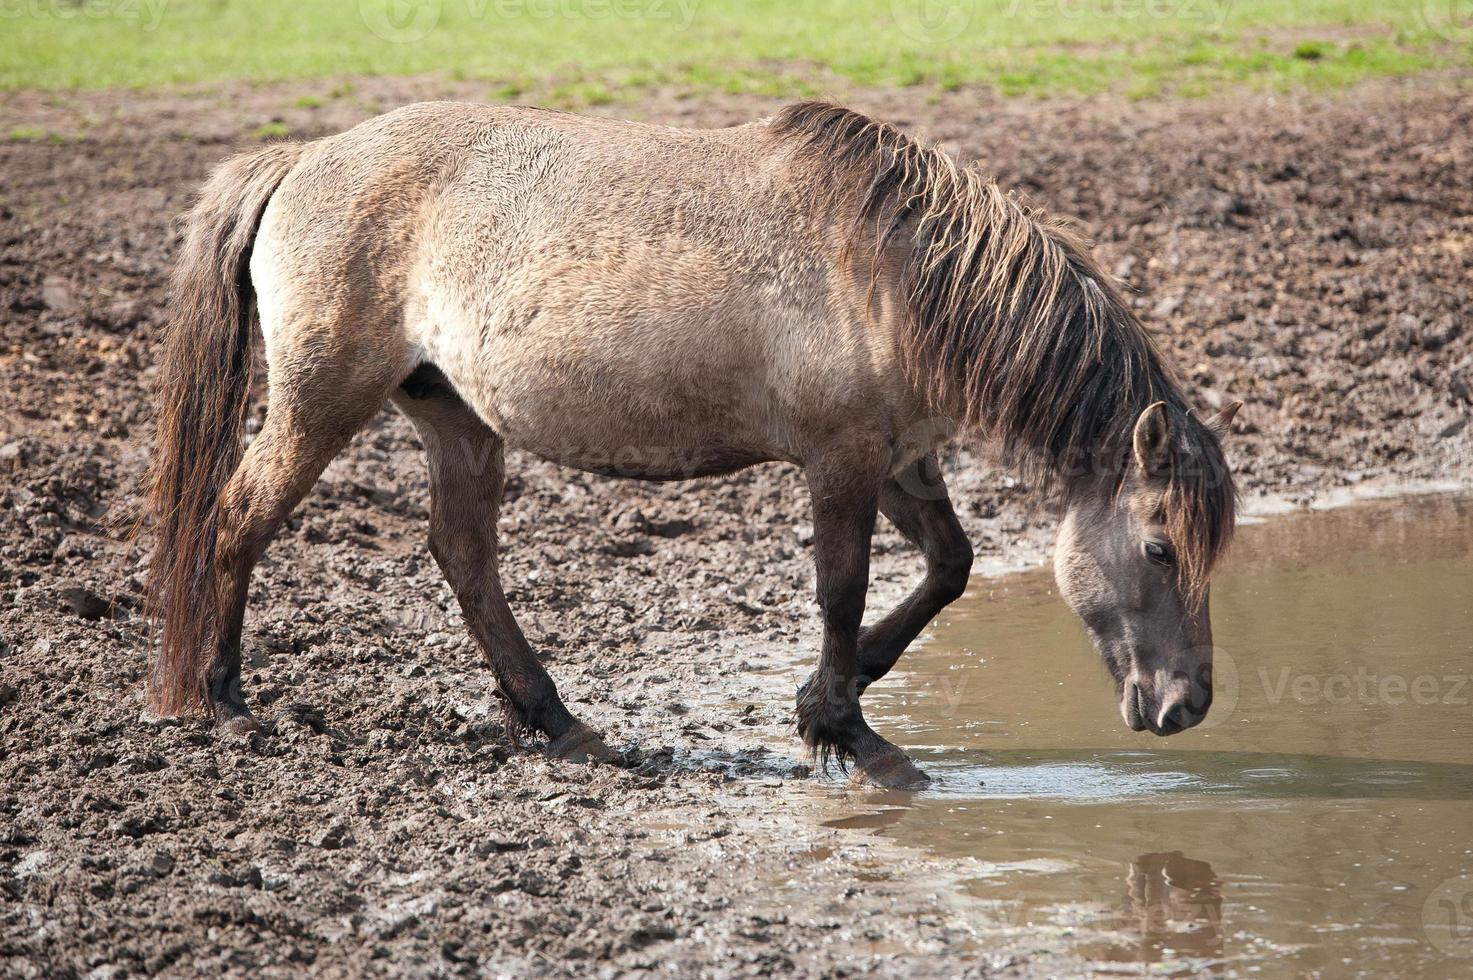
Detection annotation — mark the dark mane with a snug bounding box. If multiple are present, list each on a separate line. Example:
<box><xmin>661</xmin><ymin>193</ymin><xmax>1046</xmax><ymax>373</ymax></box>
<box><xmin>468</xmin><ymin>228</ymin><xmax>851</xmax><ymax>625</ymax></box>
<box><xmin>770</xmin><ymin>101</ymin><xmax>1236</xmax><ymax>600</ymax></box>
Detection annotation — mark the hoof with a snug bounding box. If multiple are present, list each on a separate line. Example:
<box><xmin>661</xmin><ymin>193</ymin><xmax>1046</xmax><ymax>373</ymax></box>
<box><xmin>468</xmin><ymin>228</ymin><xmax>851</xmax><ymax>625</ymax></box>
<box><xmin>851</xmin><ymin>748</ymin><xmax>930</xmax><ymax>790</ymax></box>
<box><xmin>213</xmin><ymin>706</ymin><xmax>260</xmax><ymax>736</ymax></box>
<box><xmin>546</xmin><ymin>723</ymin><xmax>615</xmax><ymax>764</ymax></box>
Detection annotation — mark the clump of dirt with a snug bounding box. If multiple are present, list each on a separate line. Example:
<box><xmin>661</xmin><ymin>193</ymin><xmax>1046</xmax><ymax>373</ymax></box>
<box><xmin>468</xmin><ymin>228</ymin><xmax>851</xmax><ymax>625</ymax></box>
<box><xmin>1</xmin><ymin>76</ymin><xmax>1470</xmax><ymax>977</ymax></box>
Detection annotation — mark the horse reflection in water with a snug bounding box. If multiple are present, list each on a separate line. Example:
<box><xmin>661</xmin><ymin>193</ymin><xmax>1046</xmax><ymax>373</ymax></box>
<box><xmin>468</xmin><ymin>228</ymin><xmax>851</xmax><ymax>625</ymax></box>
<box><xmin>1097</xmin><ymin>851</ymin><xmax>1224</xmax><ymax>964</ymax></box>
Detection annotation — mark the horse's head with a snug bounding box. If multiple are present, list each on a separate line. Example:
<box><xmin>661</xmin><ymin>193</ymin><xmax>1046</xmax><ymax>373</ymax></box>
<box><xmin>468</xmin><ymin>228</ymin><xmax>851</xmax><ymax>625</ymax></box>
<box><xmin>1054</xmin><ymin>400</ymin><xmax>1240</xmax><ymax>735</ymax></box>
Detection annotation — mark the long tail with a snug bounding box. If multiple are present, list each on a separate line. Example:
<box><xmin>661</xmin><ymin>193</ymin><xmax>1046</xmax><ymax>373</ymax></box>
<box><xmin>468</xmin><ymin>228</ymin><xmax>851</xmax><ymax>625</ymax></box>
<box><xmin>144</xmin><ymin>142</ymin><xmax>303</xmax><ymax>717</ymax></box>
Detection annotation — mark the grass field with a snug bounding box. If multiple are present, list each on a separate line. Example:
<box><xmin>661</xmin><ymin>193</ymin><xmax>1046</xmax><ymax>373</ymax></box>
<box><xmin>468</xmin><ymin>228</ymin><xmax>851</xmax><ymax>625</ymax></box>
<box><xmin>1</xmin><ymin>0</ymin><xmax>1470</xmax><ymax>98</ymax></box>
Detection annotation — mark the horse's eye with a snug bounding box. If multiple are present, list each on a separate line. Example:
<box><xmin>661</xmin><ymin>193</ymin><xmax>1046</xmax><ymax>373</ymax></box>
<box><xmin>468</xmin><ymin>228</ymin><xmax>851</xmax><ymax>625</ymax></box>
<box><xmin>1144</xmin><ymin>540</ymin><xmax>1174</xmax><ymax>564</ymax></box>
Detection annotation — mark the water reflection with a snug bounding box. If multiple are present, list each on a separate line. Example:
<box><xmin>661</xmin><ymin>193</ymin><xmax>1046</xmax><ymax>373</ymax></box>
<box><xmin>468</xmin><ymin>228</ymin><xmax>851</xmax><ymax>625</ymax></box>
<box><xmin>821</xmin><ymin>808</ymin><xmax>910</xmax><ymax>831</ymax></box>
<box><xmin>1100</xmin><ymin>852</ymin><xmax>1224</xmax><ymax>964</ymax></box>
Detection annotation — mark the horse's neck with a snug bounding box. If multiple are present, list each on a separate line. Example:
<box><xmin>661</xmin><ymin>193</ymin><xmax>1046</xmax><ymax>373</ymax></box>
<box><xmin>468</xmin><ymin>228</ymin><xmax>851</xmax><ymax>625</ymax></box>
<box><xmin>878</xmin><ymin>267</ymin><xmax>1167</xmax><ymax>486</ymax></box>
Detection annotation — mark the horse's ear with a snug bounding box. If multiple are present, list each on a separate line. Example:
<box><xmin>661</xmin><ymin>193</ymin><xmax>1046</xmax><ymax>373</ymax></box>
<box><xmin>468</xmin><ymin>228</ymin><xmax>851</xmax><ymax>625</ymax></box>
<box><xmin>1132</xmin><ymin>401</ymin><xmax>1171</xmax><ymax>475</ymax></box>
<box><xmin>1206</xmin><ymin>400</ymin><xmax>1242</xmax><ymax>438</ymax></box>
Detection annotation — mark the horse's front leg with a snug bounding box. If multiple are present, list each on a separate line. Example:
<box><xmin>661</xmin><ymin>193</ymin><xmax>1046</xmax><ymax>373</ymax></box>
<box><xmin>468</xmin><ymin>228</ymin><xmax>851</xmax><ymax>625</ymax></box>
<box><xmin>855</xmin><ymin>459</ymin><xmax>973</xmax><ymax>690</ymax></box>
<box><xmin>797</xmin><ymin>455</ymin><xmax>972</xmax><ymax>702</ymax></box>
<box><xmin>795</xmin><ymin>457</ymin><xmax>930</xmax><ymax>789</ymax></box>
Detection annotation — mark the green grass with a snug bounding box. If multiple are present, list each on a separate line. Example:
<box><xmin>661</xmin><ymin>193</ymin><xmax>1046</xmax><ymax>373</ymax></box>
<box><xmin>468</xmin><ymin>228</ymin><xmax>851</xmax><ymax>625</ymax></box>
<box><xmin>1</xmin><ymin>0</ymin><xmax>1468</xmax><ymax>97</ymax></box>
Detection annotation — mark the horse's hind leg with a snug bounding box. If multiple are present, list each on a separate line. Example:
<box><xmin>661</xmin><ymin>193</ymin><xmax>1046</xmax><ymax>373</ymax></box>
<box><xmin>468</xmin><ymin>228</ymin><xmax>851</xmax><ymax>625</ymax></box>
<box><xmin>393</xmin><ymin>375</ymin><xmax>613</xmax><ymax>763</ymax></box>
<box><xmin>796</xmin><ymin>454</ymin><xmax>929</xmax><ymax>789</ymax></box>
<box><xmin>208</xmin><ymin>395</ymin><xmax>381</xmax><ymax>731</ymax></box>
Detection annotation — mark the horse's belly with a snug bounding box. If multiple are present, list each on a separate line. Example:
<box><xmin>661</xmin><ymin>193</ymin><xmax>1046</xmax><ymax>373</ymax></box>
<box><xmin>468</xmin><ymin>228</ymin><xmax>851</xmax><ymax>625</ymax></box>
<box><xmin>441</xmin><ymin>350</ymin><xmax>793</xmax><ymax>479</ymax></box>
<box><xmin>524</xmin><ymin>443</ymin><xmax>775</xmax><ymax>481</ymax></box>
<box><xmin>501</xmin><ymin>407</ymin><xmax>783</xmax><ymax>481</ymax></box>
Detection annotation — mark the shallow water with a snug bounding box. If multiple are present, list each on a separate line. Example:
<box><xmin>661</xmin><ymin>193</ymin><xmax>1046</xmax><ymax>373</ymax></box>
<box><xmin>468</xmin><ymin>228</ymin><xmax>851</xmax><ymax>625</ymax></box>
<box><xmin>833</xmin><ymin>494</ymin><xmax>1473</xmax><ymax>976</ymax></box>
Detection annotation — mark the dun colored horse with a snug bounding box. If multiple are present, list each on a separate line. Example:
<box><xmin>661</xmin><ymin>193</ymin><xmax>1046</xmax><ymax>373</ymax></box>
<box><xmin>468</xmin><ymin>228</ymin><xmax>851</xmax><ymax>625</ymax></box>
<box><xmin>145</xmin><ymin>102</ymin><xmax>1238</xmax><ymax>788</ymax></box>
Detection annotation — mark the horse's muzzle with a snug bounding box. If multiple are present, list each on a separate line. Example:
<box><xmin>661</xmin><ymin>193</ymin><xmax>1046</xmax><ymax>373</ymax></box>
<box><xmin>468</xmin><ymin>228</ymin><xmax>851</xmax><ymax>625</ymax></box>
<box><xmin>1122</xmin><ymin>670</ymin><xmax>1212</xmax><ymax>736</ymax></box>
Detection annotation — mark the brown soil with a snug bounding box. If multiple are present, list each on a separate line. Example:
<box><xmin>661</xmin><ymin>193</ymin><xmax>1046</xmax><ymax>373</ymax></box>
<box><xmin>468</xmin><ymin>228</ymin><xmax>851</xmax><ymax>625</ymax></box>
<box><xmin>1</xmin><ymin>75</ymin><xmax>1471</xmax><ymax>977</ymax></box>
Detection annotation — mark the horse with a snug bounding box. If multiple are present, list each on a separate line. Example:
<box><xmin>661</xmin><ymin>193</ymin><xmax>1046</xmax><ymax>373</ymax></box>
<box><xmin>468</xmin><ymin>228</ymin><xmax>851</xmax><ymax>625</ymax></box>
<box><xmin>143</xmin><ymin>101</ymin><xmax>1239</xmax><ymax>789</ymax></box>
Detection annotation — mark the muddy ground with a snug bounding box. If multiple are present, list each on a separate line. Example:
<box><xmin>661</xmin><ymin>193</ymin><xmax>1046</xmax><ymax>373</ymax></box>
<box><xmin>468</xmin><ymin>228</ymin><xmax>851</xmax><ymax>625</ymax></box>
<box><xmin>2</xmin><ymin>75</ymin><xmax>1471</xmax><ymax>977</ymax></box>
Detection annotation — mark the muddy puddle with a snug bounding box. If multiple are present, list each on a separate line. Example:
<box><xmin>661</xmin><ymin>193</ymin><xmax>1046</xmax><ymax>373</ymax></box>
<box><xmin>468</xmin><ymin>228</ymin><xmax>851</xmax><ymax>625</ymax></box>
<box><xmin>780</xmin><ymin>494</ymin><xmax>1473</xmax><ymax>976</ymax></box>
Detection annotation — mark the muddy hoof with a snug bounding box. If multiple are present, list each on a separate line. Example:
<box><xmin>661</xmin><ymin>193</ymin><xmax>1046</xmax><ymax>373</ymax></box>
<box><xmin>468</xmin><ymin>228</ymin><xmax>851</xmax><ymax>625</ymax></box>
<box><xmin>546</xmin><ymin>723</ymin><xmax>615</xmax><ymax>764</ymax></box>
<box><xmin>851</xmin><ymin>748</ymin><xmax>930</xmax><ymax>790</ymax></box>
<box><xmin>213</xmin><ymin>706</ymin><xmax>260</xmax><ymax>736</ymax></box>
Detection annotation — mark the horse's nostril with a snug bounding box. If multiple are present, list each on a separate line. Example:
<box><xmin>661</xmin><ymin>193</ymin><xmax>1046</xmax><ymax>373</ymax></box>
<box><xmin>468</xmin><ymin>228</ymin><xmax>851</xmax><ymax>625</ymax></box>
<box><xmin>1157</xmin><ymin>698</ymin><xmax>1196</xmax><ymax>735</ymax></box>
